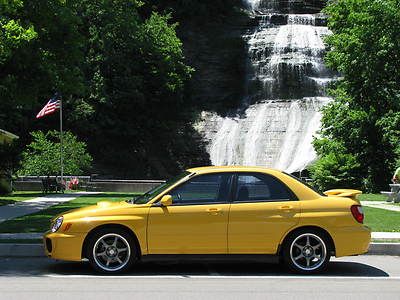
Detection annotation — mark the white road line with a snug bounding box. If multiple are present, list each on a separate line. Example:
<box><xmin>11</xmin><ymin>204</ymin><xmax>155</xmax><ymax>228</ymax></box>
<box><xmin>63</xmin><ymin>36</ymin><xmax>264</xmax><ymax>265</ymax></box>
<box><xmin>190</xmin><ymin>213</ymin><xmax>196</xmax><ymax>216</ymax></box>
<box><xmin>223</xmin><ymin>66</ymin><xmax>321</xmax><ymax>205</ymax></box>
<box><xmin>44</xmin><ymin>274</ymin><xmax>400</xmax><ymax>280</ymax></box>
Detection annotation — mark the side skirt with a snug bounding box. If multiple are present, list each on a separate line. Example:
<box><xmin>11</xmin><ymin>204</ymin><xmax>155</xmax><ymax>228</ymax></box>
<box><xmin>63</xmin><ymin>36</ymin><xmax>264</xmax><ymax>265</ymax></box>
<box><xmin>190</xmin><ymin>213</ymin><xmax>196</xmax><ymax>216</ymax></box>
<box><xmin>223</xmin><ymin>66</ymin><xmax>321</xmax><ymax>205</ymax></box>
<box><xmin>140</xmin><ymin>254</ymin><xmax>280</xmax><ymax>264</ymax></box>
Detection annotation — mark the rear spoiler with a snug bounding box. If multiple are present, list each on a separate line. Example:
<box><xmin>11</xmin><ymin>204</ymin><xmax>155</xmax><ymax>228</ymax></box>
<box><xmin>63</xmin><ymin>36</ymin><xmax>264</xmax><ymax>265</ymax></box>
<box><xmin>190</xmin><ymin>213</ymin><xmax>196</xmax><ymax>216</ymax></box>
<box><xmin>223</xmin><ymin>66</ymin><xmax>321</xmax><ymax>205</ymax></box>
<box><xmin>323</xmin><ymin>189</ymin><xmax>362</xmax><ymax>200</ymax></box>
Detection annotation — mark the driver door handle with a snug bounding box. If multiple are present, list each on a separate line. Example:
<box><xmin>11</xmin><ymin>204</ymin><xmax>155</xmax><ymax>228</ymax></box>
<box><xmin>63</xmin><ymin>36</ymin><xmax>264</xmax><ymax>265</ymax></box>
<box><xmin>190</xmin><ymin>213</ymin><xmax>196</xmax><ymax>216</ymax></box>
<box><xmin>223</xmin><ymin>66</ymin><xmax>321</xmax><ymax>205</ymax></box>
<box><xmin>278</xmin><ymin>205</ymin><xmax>293</xmax><ymax>210</ymax></box>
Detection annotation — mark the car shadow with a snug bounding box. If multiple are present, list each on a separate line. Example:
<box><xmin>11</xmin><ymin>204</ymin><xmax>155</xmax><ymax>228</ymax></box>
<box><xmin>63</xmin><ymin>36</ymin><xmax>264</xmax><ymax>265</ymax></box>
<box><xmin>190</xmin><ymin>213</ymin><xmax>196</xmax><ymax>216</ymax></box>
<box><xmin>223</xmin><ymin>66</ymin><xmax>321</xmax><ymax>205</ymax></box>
<box><xmin>45</xmin><ymin>260</ymin><xmax>389</xmax><ymax>277</ymax></box>
<box><xmin>0</xmin><ymin>257</ymin><xmax>389</xmax><ymax>277</ymax></box>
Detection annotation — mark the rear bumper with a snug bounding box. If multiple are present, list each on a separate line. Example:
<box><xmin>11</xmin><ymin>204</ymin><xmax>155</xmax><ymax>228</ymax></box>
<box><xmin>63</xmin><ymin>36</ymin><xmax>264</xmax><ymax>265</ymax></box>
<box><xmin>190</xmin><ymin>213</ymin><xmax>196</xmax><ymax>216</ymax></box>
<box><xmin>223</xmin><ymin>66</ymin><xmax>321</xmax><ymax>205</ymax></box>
<box><xmin>43</xmin><ymin>231</ymin><xmax>86</xmax><ymax>262</ymax></box>
<box><xmin>332</xmin><ymin>225</ymin><xmax>371</xmax><ymax>257</ymax></box>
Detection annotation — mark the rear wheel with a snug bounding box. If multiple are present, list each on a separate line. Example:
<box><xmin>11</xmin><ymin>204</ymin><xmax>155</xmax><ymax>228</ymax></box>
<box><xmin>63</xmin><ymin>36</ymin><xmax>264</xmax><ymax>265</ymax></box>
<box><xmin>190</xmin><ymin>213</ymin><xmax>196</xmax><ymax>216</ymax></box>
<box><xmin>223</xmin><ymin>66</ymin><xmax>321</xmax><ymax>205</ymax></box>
<box><xmin>87</xmin><ymin>228</ymin><xmax>136</xmax><ymax>273</ymax></box>
<box><xmin>282</xmin><ymin>230</ymin><xmax>330</xmax><ymax>274</ymax></box>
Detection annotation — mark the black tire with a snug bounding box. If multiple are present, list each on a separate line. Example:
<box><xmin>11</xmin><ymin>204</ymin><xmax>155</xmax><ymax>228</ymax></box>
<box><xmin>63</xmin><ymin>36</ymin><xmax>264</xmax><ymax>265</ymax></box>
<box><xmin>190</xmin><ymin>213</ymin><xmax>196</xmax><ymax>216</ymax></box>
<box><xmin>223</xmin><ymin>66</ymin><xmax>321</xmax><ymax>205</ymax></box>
<box><xmin>86</xmin><ymin>227</ymin><xmax>136</xmax><ymax>274</ymax></box>
<box><xmin>282</xmin><ymin>229</ymin><xmax>331</xmax><ymax>274</ymax></box>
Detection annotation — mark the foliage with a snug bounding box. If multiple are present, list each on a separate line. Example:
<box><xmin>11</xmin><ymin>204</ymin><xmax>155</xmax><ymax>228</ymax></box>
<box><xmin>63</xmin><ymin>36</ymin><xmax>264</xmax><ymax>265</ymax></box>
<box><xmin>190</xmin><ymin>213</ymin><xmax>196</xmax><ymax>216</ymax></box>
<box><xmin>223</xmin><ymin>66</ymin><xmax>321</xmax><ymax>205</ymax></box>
<box><xmin>0</xmin><ymin>0</ymin><xmax>37</xmax><ymax>63</ymax></box>
<box><xmin>311</xmin><ymin>0</ymin><xmax>400</xmax><ymax>192</ymax></box>
<box><xmin>378</xmin><ymin>112</ymin><xmax>400</xmax><ymax>167</ymax></box>
<box><xmin>70</xmin><ymin>0</ymin><xmax>209</xmax><ymax>177</ymax></box>
<box><xmin>18</xmin><ymin>130</ymin><xmax>92</xmax><ymax>176</ymax></box>
<box><xmin>324</xmin><ymin>0</ymin><xmax>400</xmax><ymax>111</ymax></box>
<box><xmin>309</xmin><ymin>138</ymin><xmax>362</xmax><ymax>191</ymax></box>
<box><xmin>0</xmin><ymin>0</ymin><xmax>214</xmax><ymax>179</ymax></box>
<box><xmin>0</xmin><ymin>0</ymin><xmax>84</xmax><ymax>137</ymax></box>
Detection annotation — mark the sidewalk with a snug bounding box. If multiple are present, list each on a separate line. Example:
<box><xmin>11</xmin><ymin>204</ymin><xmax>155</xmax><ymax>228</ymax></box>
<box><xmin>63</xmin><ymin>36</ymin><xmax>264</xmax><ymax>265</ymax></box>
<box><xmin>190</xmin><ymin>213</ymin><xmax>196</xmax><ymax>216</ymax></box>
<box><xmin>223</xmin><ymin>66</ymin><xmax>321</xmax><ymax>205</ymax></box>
<box><xmin>372</xmin><ymin>232</ymin><xmax>400</xmax><ymax>239</ymax></box>
<box><xmin>0</xmin><ymin>192</ymin><xmax>98</xmax><ymax>223</ymax></box>
<box><xmin>361</xmin><ymin>201</ymin><xmax>400</xmax><ymax>212</ymax></box>
<box><xmin>0</xmin><ymin>233</ymin><xmax>43</xmax><ymax>239</ymax></box>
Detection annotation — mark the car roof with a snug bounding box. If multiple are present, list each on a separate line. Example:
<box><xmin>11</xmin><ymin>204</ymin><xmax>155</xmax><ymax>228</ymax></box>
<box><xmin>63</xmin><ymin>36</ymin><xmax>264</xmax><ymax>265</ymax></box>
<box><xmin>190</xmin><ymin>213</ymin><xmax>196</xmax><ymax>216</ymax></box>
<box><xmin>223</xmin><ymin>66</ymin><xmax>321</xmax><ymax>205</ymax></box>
<box><xmin>187</xmin><ymin>165</ymin><xmax>283</xmax><ymax>174</ymax></box>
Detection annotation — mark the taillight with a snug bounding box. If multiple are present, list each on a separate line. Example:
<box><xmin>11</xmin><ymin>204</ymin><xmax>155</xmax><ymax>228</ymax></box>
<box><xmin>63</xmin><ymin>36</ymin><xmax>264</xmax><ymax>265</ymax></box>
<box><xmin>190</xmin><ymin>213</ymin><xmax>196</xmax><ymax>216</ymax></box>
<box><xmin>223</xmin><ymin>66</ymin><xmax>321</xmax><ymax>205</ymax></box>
<box><xmin>351</xmin><ymin>205</ymin><xmax>364</xmax><ymax>223</ymax></box>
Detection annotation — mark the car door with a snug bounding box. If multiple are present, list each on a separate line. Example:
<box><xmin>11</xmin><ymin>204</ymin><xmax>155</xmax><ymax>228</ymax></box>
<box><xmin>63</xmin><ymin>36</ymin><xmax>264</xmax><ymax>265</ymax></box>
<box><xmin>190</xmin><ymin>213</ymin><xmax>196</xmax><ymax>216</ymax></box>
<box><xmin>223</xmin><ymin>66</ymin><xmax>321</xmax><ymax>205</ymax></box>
<box><xmin>228</xmin><ymin>172</ymin><xmax>300</xmax><ymax>254</ymax></box>
<box><xmin>147</xmin><ymin>173</ymin><xmax>233</xmax><ymax>254</ymax></box>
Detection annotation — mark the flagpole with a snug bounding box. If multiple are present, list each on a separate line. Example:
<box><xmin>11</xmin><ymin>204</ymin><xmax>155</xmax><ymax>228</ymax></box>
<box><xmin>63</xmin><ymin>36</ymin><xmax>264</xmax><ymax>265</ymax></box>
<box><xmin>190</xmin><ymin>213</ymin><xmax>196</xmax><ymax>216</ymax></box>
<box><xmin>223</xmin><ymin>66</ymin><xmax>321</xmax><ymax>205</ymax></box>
<box><xmin>60</xmin><ymin>95</ymin><xmax>64</xmax><ymax>191</ymax></box>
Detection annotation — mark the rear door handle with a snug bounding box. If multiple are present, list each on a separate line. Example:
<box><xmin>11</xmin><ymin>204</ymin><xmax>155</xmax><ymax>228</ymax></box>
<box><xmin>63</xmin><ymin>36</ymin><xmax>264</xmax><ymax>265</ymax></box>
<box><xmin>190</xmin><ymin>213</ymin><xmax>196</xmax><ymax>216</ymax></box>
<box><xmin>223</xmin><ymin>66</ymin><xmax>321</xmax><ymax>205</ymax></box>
<box><xmin>206</xmin><ymin>208</ymin><xmax>221</xmax><ymax>215</ymax></box>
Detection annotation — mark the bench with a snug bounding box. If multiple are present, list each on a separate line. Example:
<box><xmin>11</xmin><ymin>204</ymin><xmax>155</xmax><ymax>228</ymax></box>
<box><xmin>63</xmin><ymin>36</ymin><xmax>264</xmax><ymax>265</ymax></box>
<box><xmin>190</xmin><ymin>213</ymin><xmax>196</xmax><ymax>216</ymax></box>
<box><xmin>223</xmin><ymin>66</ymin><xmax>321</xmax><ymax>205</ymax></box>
<box><xmin>42</xmin><ymin>178</ymin><xmax>64</xmax><ymax>194</ymax></box>
<box><xmin>380</xmin><ymin>184</ymin><xmax>400</xmax><ymax>203</ymax></box>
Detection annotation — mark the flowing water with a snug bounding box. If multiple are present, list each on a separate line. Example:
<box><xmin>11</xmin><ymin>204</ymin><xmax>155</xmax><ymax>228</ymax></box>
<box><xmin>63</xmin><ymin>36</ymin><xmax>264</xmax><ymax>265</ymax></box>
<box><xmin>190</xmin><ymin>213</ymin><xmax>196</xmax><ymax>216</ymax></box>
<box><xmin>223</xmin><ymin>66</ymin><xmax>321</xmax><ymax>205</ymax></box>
<box><xmin>196</xmin><ymin>0</ymin><xmax>337</xmax><ymax>172</ymax></box>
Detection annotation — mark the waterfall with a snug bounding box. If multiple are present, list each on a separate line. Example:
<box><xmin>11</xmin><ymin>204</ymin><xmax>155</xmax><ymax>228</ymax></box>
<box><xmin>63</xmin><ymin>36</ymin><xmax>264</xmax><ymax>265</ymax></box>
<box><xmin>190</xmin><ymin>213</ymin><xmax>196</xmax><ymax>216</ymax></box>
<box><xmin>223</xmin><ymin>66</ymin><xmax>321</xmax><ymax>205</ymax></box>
<box><xmin>274</xmin><ymin>101</ymin><xmax>303</xmax><ymax>171</ymax></box>
<box><xmin>210</xmin><ymin>118</ymin><xmax>241</xmax><ymax>165</ymax></box>
<box><xmin>242</xmin><ymin>101</ymin><xmax>272</xmax><ymax>165</ymax></box>
<box><xmin>195</xmin><ymin>0</ymin><xmax>337</xmax><ymax>172</ymax></box>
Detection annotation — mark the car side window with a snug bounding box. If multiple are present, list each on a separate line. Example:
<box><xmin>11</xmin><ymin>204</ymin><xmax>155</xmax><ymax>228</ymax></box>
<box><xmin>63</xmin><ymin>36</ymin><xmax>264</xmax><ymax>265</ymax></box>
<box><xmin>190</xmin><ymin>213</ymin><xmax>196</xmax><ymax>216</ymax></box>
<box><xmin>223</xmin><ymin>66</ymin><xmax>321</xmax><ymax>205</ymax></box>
<box><xmin>234</xmin><ymin>173</ymin><xmax>294</xmax><ymax>202</ymax></box>
<box><xmin>170</xmin><ymin>173</ymin><xmax>231</xmax><ymax>205</ymax></box>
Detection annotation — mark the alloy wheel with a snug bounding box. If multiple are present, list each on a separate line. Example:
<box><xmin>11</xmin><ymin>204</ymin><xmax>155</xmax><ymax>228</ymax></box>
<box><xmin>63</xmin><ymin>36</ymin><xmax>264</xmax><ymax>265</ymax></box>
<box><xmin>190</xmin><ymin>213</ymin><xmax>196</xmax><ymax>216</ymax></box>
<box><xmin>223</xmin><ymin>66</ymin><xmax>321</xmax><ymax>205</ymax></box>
<box><xmin>93</xmin><ymin>233</ymin><xmax>131</xmax><ymax>272</ymax></box>
<box><xmin>289</xmin><ymin>233</ymin><xmax>327</xmax><ymax>271</ymax></box>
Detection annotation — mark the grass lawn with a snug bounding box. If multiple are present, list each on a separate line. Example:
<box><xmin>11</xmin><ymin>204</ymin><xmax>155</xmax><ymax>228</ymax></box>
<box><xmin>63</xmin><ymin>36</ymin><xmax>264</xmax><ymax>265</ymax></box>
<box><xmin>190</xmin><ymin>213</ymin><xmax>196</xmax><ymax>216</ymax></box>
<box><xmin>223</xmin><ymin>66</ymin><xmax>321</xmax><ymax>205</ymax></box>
<box><xmin>0</xmin><ymin>193</ymin><xmax>140</xmax><ymax>233</ymax></box>
<box><xmin>0</xmin><ymin>191</ymin><xmax>45</xmax><ymax>206</ymax></box>
<box><xmin>364</xmin><ymin>206</ymin><xmax>400</xmax><ymax>232</ymax></box>
<box><xmin>357</xmin><ymin>193</ymin><xmax>387</xmax><ymax>201</ymax></box>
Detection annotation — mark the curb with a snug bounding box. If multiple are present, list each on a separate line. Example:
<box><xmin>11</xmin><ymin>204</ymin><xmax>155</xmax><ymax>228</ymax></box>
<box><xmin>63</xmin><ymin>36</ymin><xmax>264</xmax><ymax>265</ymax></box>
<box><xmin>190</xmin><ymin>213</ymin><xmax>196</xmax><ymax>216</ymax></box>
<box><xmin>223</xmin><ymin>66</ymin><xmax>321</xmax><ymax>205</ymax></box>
<box><xmin>366</xmin><ymin>243</ymin><xmax>400</xmax><ymax>256</ymax></box>
<box><xmin>0</xmin><ymin>243</ymin><xmax>399</xmax><ymax>258</ymax></box>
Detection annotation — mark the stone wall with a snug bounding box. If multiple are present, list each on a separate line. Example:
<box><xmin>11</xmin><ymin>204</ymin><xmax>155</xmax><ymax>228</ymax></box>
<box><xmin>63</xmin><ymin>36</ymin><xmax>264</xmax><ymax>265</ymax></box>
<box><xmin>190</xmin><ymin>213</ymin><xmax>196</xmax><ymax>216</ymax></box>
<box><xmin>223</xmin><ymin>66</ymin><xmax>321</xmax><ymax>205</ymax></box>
<box><xmin>13</xmin><ymin>178</ymin><xmax>165</xmax><ymax>193</ymax></box>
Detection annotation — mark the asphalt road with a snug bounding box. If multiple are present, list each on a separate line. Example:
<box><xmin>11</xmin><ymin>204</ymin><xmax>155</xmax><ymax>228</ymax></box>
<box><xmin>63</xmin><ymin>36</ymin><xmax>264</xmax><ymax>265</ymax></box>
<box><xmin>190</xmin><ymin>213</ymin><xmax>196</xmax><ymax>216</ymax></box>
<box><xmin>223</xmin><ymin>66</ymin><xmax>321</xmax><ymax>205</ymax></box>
<box><xmin>0</xmin><ymin>255</ymin><xmax>399</xmax><ymax>299</ymax></box>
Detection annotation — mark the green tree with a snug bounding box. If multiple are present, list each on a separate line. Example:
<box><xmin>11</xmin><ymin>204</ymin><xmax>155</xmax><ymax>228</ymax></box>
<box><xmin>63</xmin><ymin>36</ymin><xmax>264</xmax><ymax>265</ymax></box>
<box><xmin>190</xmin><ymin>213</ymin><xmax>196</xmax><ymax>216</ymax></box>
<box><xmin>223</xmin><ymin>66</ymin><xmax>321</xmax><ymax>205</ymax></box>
<box><xmin>311</xmin><ymin>0</ymin><xmax>400</xmax><ymax>191</ymax></box>
<box><xmin>0</xmin><ymin>0</ymin><xmax>37</xmax><ymax>63</ymax></box>
<box><xmin>71</xmin><ymin>0</ymin><xmax>208</xmax><ymax>178</ymax></box>
<box><xmin>1</xmin><ymin>1</ymin><xmax>211</xmax><ymax>179</ymax></box>
<box><xmin>310</xmin><ymin>138</ymin><xmax>363</xmax><ymax>191</ymax></box>
<box><xmin>0</xmin><ymin>0</ymin><xmax>84</xmax><ymax>143</ymax></box>
<box><xmin>19</xmin><ymin>130</ymin><xmax>92</xmax><ymax>176</ymax></box>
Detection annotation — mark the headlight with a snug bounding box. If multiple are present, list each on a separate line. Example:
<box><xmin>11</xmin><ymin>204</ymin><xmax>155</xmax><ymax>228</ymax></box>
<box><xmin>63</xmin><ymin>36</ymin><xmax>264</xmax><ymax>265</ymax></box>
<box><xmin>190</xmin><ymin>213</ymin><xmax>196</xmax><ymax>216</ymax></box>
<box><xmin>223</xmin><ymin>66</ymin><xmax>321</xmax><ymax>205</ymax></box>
<box><xmin>51</xmin><ymin>216</ymin><xmax>63</xmax><ymax>232</ymax></box>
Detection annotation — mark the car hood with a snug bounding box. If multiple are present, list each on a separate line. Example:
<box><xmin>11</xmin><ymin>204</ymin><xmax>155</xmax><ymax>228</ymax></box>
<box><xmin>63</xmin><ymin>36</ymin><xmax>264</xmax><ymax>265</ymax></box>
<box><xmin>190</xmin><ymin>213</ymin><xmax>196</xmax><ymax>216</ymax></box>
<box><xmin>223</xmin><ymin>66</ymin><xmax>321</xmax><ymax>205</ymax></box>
<box><xmin>57</xmin><ymin>201</ymin><xmax>149</xmax><ymax>221</ymax></box>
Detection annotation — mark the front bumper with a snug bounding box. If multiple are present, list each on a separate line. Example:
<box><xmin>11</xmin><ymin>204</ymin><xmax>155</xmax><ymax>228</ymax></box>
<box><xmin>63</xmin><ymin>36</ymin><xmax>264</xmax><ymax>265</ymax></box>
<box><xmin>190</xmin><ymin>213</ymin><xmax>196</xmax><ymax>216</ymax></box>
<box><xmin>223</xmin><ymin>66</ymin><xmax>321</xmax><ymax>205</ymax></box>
<box><xmin>43</xmin><ymin>231</ymin><xmax>86</xmax><ymax>262</ymax></box>
<box><xmin>333</xmin><ymin>225</ymin><xmax>371</xmax><ymax>257</ymax></box>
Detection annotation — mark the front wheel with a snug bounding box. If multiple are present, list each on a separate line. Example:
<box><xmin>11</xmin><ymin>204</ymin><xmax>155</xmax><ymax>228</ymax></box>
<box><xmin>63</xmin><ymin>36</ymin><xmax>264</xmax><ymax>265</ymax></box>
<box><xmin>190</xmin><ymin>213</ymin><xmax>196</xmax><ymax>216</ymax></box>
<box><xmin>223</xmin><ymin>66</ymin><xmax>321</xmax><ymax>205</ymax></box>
<box><xmin>87</xmin><ymin>228</ymin><xmax>136</xmax><ymax>273</ymax></box>
<box><xmin>282</xmin><ymin>230</ymin><xmax>330</xmax><ymax>274</ymax></box>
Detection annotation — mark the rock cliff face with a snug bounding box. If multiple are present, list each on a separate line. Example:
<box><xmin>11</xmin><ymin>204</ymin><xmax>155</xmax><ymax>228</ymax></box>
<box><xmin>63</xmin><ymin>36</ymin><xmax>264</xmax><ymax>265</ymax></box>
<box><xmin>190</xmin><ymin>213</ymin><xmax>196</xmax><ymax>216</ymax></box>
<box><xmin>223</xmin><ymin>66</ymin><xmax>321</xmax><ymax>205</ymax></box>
<box><xmin>177</xmin><ymin>8</ymin><xmax>251</xmax><ymax>114</ymax></box>
<box><xmin>251</xmin><ymin>0</ymin><xmax>326</xmax><ymax>14</ymax></box>
<box><xmin>195</xmin><ymin>0</ymin><xmax>337</xmax><ymax>172</ymax></box>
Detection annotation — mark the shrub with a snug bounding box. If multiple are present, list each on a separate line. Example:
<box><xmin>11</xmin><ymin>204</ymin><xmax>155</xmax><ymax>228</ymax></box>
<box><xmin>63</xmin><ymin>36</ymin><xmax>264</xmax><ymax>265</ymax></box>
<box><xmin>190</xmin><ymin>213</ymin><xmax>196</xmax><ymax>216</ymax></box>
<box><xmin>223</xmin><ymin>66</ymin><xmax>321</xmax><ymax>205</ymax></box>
<box><xmin>18</xmin><ymin>130</ymin><xmax>92</xmax><ymax>176</ymax></box>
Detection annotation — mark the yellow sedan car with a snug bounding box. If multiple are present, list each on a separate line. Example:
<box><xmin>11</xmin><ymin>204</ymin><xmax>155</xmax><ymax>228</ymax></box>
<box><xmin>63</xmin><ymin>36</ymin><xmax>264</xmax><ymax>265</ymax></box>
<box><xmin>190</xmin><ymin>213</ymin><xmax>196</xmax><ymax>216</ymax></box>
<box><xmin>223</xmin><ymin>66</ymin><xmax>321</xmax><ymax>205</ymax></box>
<box><xmin>43</xmin><ymin>166</ymin><xmax>370</xmax><ymax>274</ymax></box>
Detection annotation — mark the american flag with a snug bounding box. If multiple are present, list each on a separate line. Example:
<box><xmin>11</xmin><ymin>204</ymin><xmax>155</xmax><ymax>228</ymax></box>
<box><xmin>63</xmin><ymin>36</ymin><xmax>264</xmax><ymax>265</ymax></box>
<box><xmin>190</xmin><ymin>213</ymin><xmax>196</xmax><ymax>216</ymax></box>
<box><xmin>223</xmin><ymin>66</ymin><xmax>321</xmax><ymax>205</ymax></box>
<box><xmin>36</xmin><ymin>94</ymin><xmax>61</xmax><ymax>119</ymax></box>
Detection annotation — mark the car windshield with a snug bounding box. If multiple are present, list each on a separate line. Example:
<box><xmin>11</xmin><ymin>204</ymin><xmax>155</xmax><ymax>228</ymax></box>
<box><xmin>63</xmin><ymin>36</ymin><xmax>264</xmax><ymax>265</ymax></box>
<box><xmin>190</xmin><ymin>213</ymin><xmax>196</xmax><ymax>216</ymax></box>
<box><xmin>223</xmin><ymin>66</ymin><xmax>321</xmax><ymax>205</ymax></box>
<box><xmin>128</xmin><ymin>171</ymin><xmax>191</xmax><ymax>204</ymax></box>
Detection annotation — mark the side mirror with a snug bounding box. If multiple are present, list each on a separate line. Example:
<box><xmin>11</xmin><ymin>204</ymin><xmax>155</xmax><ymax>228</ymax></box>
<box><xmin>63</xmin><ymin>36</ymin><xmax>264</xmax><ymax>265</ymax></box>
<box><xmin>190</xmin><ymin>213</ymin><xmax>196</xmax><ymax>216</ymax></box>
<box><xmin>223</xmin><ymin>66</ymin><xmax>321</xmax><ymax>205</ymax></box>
<box><xmin>160</xmin><ymin>195</ymin><xmax>173</xmax><ymax>206</ymax></box>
